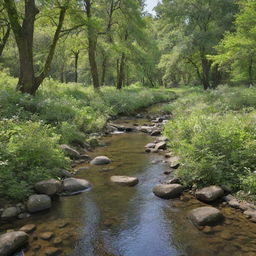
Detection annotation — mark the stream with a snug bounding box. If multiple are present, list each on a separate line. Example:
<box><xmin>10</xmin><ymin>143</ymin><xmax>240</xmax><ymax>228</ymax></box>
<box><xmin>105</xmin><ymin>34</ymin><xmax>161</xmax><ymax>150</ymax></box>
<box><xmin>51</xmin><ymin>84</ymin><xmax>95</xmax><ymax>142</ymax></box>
<box><xmin>2</xmin><ymin>113</ymin><xmax>256</xmax><ymax>256</ymax></box>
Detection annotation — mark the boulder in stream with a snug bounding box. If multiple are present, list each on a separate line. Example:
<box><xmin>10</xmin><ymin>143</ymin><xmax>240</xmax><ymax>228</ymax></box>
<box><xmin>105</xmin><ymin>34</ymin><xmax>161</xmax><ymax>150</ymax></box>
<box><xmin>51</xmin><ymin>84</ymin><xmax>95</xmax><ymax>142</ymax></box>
<box><xmin>35</xmin><ymin>179</ymin><xmax>62</xmax><ymax>196</ymax></box>
<box><xmin>60</xmin><ymin>144</ymin><xmax>80</xmax><ymax>159</ymax></box>
<box><xmin>1</xmin><ymin>207</ymin><xmax>19</xmax><ymax>220</ymax></box>
<box><xmin>153</xmin><ymin>184</ymin><xmax>183</xmax><ymax>199</ymax></box>
<box><xmin>90</xmin><ymin>156</ymin><xmax>111</xmax><ymax>165</ymax></box>
<box><xmin>195</xmin><ymin>186</ymin><xmax>224</xmax><ymax>203</ymax></box>
<box><xmin>27</xmin><ymin>194</ymin><xmax>52</xmax><ymax>213</ymax></box>
<box><xmin>0</xmin><ymin>231</ymin><xmax>28</xmax><ymax>256</ymax></box>
<box><xmin>188</xmin><ymin>206</ymin><xmax>224</xmax><ymax>227</ymax></box>
<box><xmin>63</xmin><ymin>178</ymin><xmax>91</xmax><ymax>193</ymax></box>
<box><xmin>110</xmin><ymin>176</ymin><xmax>139</xmax><ymax>186</ymax></box>
<box><xmin>155</xmin><ymin>141</ymin><xmax>167</xmax><ymax>150</ymax></box>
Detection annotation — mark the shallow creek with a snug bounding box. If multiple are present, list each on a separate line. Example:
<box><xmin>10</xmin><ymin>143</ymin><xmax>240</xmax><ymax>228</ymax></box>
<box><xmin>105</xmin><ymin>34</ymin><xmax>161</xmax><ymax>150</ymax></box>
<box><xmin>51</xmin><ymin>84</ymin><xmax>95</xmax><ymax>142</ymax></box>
<box><xmin>2</xmin><ymin>117</ymin><xmax>256</xmax><ymax>256</ymax></box>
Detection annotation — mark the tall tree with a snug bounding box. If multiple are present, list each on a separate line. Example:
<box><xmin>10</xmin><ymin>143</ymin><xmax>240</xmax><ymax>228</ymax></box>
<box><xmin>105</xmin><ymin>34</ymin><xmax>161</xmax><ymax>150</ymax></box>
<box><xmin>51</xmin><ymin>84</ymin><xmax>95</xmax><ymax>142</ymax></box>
<box><xmin>156</xmin><ymin>0</ymin><xmax>237</xmax><ymax>89</ymax></box>
<box><xmin>0</xmin><ymin>2</ymin><xmax>10</xmax><ymax>57</ymax></box>
<box><xmin>3</xmin><ymin>0</ymin><xmax>69</xmax><ymax>95</ymax></box>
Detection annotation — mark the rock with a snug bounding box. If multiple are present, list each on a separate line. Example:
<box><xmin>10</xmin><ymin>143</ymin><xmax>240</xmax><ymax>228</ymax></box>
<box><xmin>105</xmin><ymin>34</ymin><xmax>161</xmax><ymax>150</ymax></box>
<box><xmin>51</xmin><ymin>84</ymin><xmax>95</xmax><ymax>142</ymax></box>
<box><xmin>188</xmin><ymin>206</ymin><xmax>224</xmax><ymax>226</ymax></box>
<box><xmin>90</xmin><ymin>156</ymin><xmax>111</xmax><ymax>165</ymax></box>
<box><xmin>27</xmin><ymin>194</ymin><xmax>52</xmax><ymax>213</ymax></box>
<box><xmin>39</xmin><ymin>232</ymin><xmax>54</xmax><ymax>240</ymax></box>
<box><xmin>76</xmin><ymin>167</ymin><xmax>89</xmax><ymax>173</ymax></box>
<box><xmin>63</xmin><ymin>178</ymin><xmax>91</xmax><ymax>193</ymax></box>
<box><xmin>110</xmin><ymin>176</ymin><xmax>139</xmax><ymax>186</ymax></box>
<box><xmin>138</xmin><ymin>126</ymin><xmax>153</xmax><ymax>133</ymax></box>
<box><xmin>19</xmin><ymin>224</ymin><xmax>36</xmax><ymax>233</ymax></box>
<box><xmin>18</xmin><ymin>213</ymin><xmax>31</xmax><ymax>219</ymax></box>
<box><xmin>158</xmin><ymin>136</ymin><xmax>168</xmax><ymax>142</ymax></box>
<box><xmin>58</xmin><ymin>221</ymin><xmax>69</xmax><ymax>228</ymax></box>
<box><xmin>145</xmin><ymin>143</ymin><xmax>156</xmax><ymax>148</ymax></box>
<box><xmin>1</xmin><ymin>207</ymin><xmax>19</xmax><ymax>220</ymax></box>
<box><xmin>155</xmin><ymin>141</ymin><xmax>167</xmax><ymax>150</ymax></box>
<box><xmin>79</xmin><ymin>154</ymin><xmax>91</xmax><ymax>161</ymax></box>
<box><xmin>16</xmin><ymin>203</ymin><xmax>26</xmax><ymax>213</ymax></box>
<box><xmin>0</xmin><ymin>231</ymin><xmax>28</xmax><ymax>256</ymax></box>
<box><xmin>168</xmin><ymin>156</ymin><xmax>180</xmax><ymax>169</ymax></box>
<box><xmin>150</xmin><ymin>130</ymin><xmax>161</xmax><ymax>136</ymax></box>
<box><xmin>53</xmin><ymin>237</ymin><xmax>63</xmax><ymax>246</ymax></box>
<box><xmin>163</xmin><ymin>178</ymin><xmax>181</xmax><ymax>184</ymax></box>
<box><xmin>35</xmin><ymin>179</ymin><xmax>62</xmax><ymax>196</ymax></box>
<box><xmin>153</xmin><ymin>184</ymin><xmax>183</xmax><ymax>199</ymax></box>
<box><xmin>195</xmin><ymin>186</ymin><xmax>224</xmax><ymax>203</ymax></box>
<box><xmin>244</xmin><ymin>209</ymin><xmax>256</xmax><ymax>219</ymax></box>
<box><xmin>60</xmin><ymin>144</ymin><xmax>80</xmax><ymax>159</ymax></box>
<box><xmin>43</xmin><ymin>247</ymin><xmax>62</xmax><ymax>256</ymax></box>
<box><xmin>58</xmin><ymin>169</ymin><xmax>72</xmax><ymax>178</ymax></box>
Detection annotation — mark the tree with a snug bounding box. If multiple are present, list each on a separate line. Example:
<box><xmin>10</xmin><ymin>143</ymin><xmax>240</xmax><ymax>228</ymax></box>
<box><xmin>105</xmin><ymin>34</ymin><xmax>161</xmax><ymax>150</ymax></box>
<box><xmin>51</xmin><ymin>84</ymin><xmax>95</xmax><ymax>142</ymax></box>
<box><xmin>212</xmin><ymin>0</ymin><xmax>256</xmax><ymax>85</ymax></box>
<box><xmin>0</xmin><ymin>2</ymin><xmax>10</xmax><ymax>57</ymax></box>
<box><xmin>155</xmin><ymin>0</ymin><xmax>237</xmax><ymax>89</ymax></box>
<box><xmin>3</xmin><ymin>0</ymin><xmax>69</xmax><ymax>95</ymax></box>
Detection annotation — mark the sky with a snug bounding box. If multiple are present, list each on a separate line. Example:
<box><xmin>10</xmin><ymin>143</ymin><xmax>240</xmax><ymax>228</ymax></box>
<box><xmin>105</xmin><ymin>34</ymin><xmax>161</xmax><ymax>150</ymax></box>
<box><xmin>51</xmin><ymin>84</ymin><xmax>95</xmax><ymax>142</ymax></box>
<box><xmin>144</xmin><ymin>0</ymin><xmax>160</xmax><ymax>15</ymax></box>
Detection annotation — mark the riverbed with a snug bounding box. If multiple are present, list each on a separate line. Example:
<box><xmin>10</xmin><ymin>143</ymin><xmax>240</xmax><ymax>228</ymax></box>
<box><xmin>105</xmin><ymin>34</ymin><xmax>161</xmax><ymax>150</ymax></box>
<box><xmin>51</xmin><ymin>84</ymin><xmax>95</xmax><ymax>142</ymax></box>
<box><xmin>2</xmin><ymin>116</ymin><xmax>256</xmax><ymax>256</ymax></box>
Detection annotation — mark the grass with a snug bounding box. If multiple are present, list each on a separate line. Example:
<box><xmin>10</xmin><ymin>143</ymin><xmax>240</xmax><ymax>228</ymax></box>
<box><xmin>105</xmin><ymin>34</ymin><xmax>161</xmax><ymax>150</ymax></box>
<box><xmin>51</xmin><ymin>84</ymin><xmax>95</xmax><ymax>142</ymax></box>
<box><xmin>164</xmin><ymin>85</ymin><xmax>256</xmax><ymax>200</ymax></box>
<box><xmin>0</xmin><ymin>71</ymin><xmax>176</xmax><ymax>201</ymax></box>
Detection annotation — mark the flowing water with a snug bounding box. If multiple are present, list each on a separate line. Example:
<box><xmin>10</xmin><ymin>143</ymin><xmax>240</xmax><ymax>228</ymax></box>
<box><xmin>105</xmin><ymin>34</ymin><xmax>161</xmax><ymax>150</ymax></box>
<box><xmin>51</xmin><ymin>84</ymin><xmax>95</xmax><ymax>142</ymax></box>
<box><xmin>2</xmin><ymin>117</ymin><xmax>256</xmax><ymax>256</ymax></box>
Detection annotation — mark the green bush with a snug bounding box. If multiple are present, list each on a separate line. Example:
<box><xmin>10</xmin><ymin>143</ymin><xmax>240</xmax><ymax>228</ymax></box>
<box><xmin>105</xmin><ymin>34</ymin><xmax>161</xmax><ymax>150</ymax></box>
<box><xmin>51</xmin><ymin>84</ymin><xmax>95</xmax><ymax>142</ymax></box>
<box><xmin>164</xmin><ymin>86</ymin><xmax>256</xmax><ymax>194</ymax></box>
<box><xmin>0</xmin><ymin>120</ymin><xmax>70</xmax><ymax>201</ymax></box>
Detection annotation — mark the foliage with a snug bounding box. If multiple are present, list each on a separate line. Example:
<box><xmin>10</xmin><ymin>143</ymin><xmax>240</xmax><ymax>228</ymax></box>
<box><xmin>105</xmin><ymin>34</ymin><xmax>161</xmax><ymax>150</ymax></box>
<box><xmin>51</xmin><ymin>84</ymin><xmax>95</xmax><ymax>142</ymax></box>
<box><xmin>0</xmin><ymin>71</ymin><xmax>175</xmax><ymax>201</ymax></box>
<box><xmin>0</xmin><ymin>119</ymin><xmax>69</xmax><ymax>201</ymax></box>
<box><xmin>164</xmin><ymin>86</ymin><xmax>256</xmax><ymax>194</ymax></box>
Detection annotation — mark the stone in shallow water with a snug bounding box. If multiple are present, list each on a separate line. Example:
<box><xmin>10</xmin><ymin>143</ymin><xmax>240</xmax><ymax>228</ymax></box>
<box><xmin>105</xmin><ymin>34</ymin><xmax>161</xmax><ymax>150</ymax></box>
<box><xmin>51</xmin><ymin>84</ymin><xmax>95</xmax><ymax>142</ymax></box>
<box><xmin>19</xmin><ymin>224</ymin><xmax>36</xmax><ymax>233</ymax></box>
<box><xmin>195</xmin><ymin>186</ymin><xmax>224</xmax><ymax>203</ymax></box>
<box><xmin>63</xmin><ymin>178</ymin><xmax>91</xmax><ymax>193</ymax></box>
<box><xmin>188</xmin><ymin>206</ymin><xmax>224</xmax><ymax>227</ymax></box>
<box><xmin>1</xmin><ymin>207</ymin><xmax>19</xmax><ymax>220</ymax></box>
<box><xmin>43</xmin><ymin>247</ymin><xmax>62</xmax><ymax>256</ymax></box>
<box><xmin>90</xmin><ymin>156</ymin><xmax>111</xmax><ymax>165</ymax></box>
<box><xmin>110</xmin><ymin>176</ymin><xmax>139</xmax><ymax>186</ymax></box>
<box><xmin>27</xmin><ymin>194</ymin><xmax>52</xmax><ymax>213</ymax></box>
<box><xmin>34</xmin><ymin>179</ymin><xmax>62</xmax><ymax>196</ymax></box>
<box><xmin>153</xmin><ymin>184</ymin><xmax>183</xmax><ymax>199</ymax></box>
<box><xmin>39</xmin><ymin>232</ymin><xmax>54</xmax><ymax>240</ymax></box>
<box><xmin>0</xmin><ymin>231</ymin><xmax>28</xmax><ymax>256</ymax></box>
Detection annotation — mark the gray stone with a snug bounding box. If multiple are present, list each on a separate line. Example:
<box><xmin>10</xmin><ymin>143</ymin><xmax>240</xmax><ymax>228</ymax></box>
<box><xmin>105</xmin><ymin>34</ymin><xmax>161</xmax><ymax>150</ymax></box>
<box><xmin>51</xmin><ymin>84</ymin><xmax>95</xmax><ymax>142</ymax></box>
<box><xmin>58</xmin><ymin>169</ymin><xmax>72</xmax><ymax>178</ymax></box>
<box><xmin>168</xmin><ymin>156</ymin><xmax>180</xmax><ymax>169</ymax></box>
<box><xmin>60</xmin><ymin>144</ymin><xmax>80</xmax><ymax>159</ymax></box>
<box><xmin>27</xmin><ymin>194</ymin><xmax>52</xmax><ymax>213</ymax></box>
<box><xmin>35</xmin><ymin>179</ymin><xmax>62</xmax><ymax>196</ymax></box>
<box><xmin>0</xmin><ymin>231</ymin><xmax>28</xmax><ymax>256</ymax></box>
<box><xmin>145</xmin><ymin>143</ymin><xmax>156</xmax><ymax>148</ymax></box>
<box><xmin>189</xmin><ymin>206</ymin><xmax>223</xmax><ymax>226</ymax></box>
<box><xmin>63</xmin><ymin>178</ymin><xmax>91</xmax><ymax>193</ymax></box>
<box><xmin>90</xmin><ymin>156</ymin><xmax>111</xmax><ymax>165</ymax></box>
<box><xmin>195</xmin><ymin>186</ymin><xmax>224</xmax><ymax>203</ymax></box>
<box><xmin>18</xmin><ymin>213</ymin><xmax>31</xmax><ymax>219</ymax></box>
<box><xmin>110</xmin><ymin>176</ymin><xmax>139</xmax><ymax>186</ymax></box>
<box><xmin>155</xmin><ymin>141</ymin><xmax>167</xmax><ymax>150</ymax></box>
<box><xmin>1</xmin><ymin>207</ymin><xmax>19</xmax><ymax>220</ymax></box>
<box><xmin>153</xmin><ymin>184</ymin><xmax>183</xmax><ymax>199</ymax></box>
<box><xmin>150</xmin><ymin>130</ymin><xmax>161</xmax><ymax>136</ymax></box>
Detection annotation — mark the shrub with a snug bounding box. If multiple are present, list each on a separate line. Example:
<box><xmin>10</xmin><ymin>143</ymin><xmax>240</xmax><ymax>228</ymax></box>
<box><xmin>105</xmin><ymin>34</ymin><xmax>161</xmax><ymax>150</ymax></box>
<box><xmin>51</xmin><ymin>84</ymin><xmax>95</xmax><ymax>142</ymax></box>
<box><xmin>0</xmin><ymin>120</ymin><xmax>70</xmax><ymax>200</ymax></box>
<box><xmin>164</xmin><ymin>86</ymin><xmax>256</xmax><ymax>194</ymax></box>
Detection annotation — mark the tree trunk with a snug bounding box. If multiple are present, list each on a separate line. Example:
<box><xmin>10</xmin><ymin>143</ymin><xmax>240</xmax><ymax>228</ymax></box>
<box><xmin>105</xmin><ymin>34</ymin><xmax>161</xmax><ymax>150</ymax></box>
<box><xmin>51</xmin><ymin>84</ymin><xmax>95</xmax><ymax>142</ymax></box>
<box><xmin>73</xmin><ymin>51</ymin><xmax>79</xmax><ymax>83</ymax></box>
<box><xmin>117</xmin><ymin>53</ymin><xmax>125</xmax><ymax>89</ymax></box>
<box><xmin>101</xmin><ymin>53</ymin><xmax>107</xmax><ymax>86</ymax></box>
<box><xmin>201</xmin><ymin>57</ymin><xmax>211</xmax><ymax>90</ymax></box>
<box><xmin>85</xmin><ymin>0</ymin><xmax>100</xmax><ymax>89</ymax></box>
<box><xmin>4</xmin><ymin>0</ymin><xmax>67</xmax><ymax>95</ymax></box>
<box><xmin>0</xmin><ymin>24</ymin><xmax>10</xmax><ymax>57</ymax></box>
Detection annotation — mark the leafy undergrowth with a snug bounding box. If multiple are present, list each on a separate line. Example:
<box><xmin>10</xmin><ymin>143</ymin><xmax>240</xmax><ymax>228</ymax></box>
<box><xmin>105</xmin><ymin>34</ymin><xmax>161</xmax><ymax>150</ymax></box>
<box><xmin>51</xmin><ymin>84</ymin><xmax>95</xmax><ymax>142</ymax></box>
<box><xmin>164</xmin><ymin>85</ymin><xmax>256</xmax><ymax>200</ymax></box>
<box><xmin>0</xmin><ymin>71</ymin><xmax>176</xmax><ymax>201</ymax></box>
